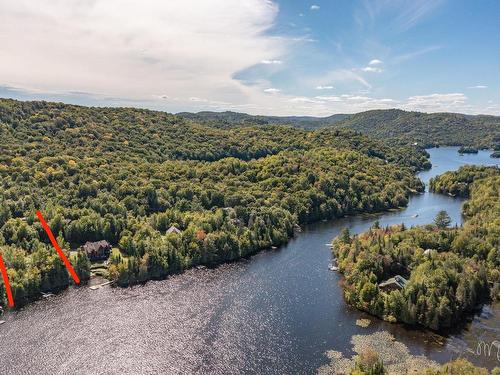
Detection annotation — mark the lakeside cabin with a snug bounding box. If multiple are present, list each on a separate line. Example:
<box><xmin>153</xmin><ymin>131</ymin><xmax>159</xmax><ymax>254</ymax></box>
<box><xmin>166</xmin><ymin>226</ymin><xmax>182</xmax><ymax>235</ymax></box>
<box><xmin>82</xmin><ymin>240</ymin><xmax>112</xmax><ymax>261</ymax></box>
<box><xmin>378</xmin><ymin>275</ymin><xmax>408</xmax><ymax>292</ymax></box>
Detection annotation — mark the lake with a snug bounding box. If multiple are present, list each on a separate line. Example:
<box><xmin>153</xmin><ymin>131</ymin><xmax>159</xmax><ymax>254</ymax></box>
<box><xmin>0</xmin><ymin>147</ymin><xmax>498</xmax><ymax>374</ymax></box>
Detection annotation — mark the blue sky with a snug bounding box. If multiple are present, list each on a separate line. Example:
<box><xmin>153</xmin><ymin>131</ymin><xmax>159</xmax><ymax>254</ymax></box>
<box><xmin>0</xmin><ymin>0</ymin><xmax>498</xmax><ymax>116</ymax></box>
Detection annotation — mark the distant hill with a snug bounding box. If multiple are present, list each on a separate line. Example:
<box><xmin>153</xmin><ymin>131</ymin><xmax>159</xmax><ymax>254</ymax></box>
<box><xmin>332</xmin><ymin>109</ymin><xmax>500</xmax><ymax>149</ymax></box>
<box><xmin>178</xmin><ymin>109</ymin><xmax>500</xmax><ymax>149</ymax></box>
<box><xmin>177</xmin><ymin>111</ymin><xmax>350</xmax><ymax>129</ymax></box>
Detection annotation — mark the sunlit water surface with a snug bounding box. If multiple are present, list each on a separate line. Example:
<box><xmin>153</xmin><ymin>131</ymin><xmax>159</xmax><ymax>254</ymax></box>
<box><xmin>0</xmin><ymin>147</ymin><xmax>498</xmax><ymax>374</ymax></box>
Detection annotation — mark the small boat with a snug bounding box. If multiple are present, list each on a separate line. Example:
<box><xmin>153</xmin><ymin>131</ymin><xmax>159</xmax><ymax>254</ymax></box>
<box><xmin>325</xmin><ymin>243</ymin><xmax>333</xmax><ymax>247</ymax></box>
<box><xmin>328</xmin><ymin>263</ymin><xmax>339</xmax><ymax>271</ymax></box>
<box><xmin>0</xmin><ymin>320</ymin><xmax>5</xmax><ymax>325</ymax></box>
<box><xmin>412</xmin><ymin>214</ymin><xmax>419</xmax><ymax>218</ymax></box>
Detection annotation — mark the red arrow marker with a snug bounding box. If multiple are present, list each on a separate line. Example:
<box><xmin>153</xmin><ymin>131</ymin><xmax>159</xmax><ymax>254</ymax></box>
<box><xmin>0</xmin><ymin>254</ymin><xmax>14</xmax><ymax>307</ymax></box>
<box><xmin>36</xmin><ymin>210</ymin><xmax>80</xmax><ymax>285</ymax></box>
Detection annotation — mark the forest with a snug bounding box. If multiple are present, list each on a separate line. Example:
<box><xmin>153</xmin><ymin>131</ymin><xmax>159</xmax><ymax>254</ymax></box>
<box><xmin>0</xmin><ymin>98</ymin><xmax>428</xmax><ymax>308</ymax></box>
<box><xmin>331</xmin><ymin>109</ymin><xmax>500</xmax><ymax>149</ymax></box>
<box><xmin>179</xmin><ymin>109</ymin><xmax>500</xmax><ymax>149</ymax></box>
<box><xmin>429</xmin><ymin>165</ymin><xmax>499</xmax><ymax>197</ymax></box>
<box><xmin>333</xmin><ymin>172</ymin><xmax>499</xmax><ymax>330</ymax></box>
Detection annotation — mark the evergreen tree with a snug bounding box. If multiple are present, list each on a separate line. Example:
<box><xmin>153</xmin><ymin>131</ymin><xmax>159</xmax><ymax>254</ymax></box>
<box><xmin>434</xmin><ymin>210</ymin><xmax>452</xmax><ymax>229</ymax></box>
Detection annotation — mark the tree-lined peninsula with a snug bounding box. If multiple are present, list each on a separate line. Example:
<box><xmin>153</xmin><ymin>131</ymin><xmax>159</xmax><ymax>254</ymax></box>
<box><xmin>333</xmin><ymin>168</ymin><xmax>499</xmax><ymax>330</ymax></box>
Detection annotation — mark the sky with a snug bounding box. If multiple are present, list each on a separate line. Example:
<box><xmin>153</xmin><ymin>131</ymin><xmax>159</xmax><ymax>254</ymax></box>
<box><xmin>0</xmin><ymin>0</ymin><xmax>499</xmax><ymax>116</ymax></box>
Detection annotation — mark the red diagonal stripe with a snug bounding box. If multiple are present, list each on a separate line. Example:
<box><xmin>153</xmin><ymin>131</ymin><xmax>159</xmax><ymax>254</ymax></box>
<box><xmin>0</xmin><ymin>254</ymin><xmax>14</xmax><ymax>307</ymax></box>
<box><xmin>36</xmin><ymin>210</ymin><xmax>80</xmax><ymax>285</ymax></box>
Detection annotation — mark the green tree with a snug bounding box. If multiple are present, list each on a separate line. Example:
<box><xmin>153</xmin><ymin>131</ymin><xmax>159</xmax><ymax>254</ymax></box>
<box><xmin>434</xmin><ymin>210</ymin><xmax>451</xmax><ymax>229</ymax></box>
<box><xmin>73</xmin><ymin>251</ymin><xmax>91</xmax><ymax>283</ymax></box>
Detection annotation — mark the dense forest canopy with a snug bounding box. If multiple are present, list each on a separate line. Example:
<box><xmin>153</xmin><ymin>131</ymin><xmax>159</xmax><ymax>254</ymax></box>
<box><xmin>331</xmin><ymin>110</ymin><xmax>500</xmax><ymax>149</ymax></box>
<box><xmin>333</xmin><ymin>173</ymin><xmax>500</xmax><ymax>330</ymax></box>
<box><xmin>0</xmin><ymin>98</ymin><xmax>428</xmax><ymax>308</ymax></box>
<box><xmin>178</xmin><ymin>111</ymin><xmax>350</xmax><ymax>129</ymax></box>
<box><xmin>180</xmin><ymin>109</ymin><xmax>500</xmax><ymax>149</ymax></box>
<box><xmin>430</xmin><ymin>165</ymin><xmax>499</xmax><ymax>197</ymax></box>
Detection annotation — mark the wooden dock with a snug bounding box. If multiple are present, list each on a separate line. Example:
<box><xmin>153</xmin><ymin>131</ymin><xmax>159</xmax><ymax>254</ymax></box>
<box><xmin>89</xmin><ymin>280</ymin><xmax>114</xmax><ymax>290</ymax></box>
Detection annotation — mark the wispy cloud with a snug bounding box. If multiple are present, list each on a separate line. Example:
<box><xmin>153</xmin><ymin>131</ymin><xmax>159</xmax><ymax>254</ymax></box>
<box><xmin>316</xmin><ymin>85</ymin><xmax>334</xmax><ymax>90</ymax></box>
<box><xmin>261</xmin><ymin>59</ymin><xmax>283</xmax><ymax>65</ymax></box>
<box><xmin>357</xmin><ymin>0</ymin><xmax>446</xmax><ymax>32</ymax></box>
<box><xmin>310</xmin><ymin>5</ymin><xmax>320</xmax><ymax>11</ymax></box>
<box><xmin>311</xmin><ymin>69</ymin><xmax>372</xmax><ymax>89</ymax></box>
<box><xmin>468</xmin><ymin>85</ymin><xmax>488</xmax><ymax>89</ymax></box>
<box><xmin>189</xmin><ymin>97</ymin><xmax>209</xmax><ymax>102</ymax></box>
<box><xmin>394</xmin><ymin>46</ymin><xmax>442</xmax><ymax>63</ymax></box>
<box><xmin>369</xmin><ymin>59</ymin><xmax>383</xmax><ymax>65</ymax></box>
<box><xmin>361</xmin><ymin>66</ymin><xmax>383</xmax><ymax>73</ymax></box>
<box><xmin>264</xmin><ymin>88</ymin><xmax>281</xmax><ymax>94</ymax></box>
<box><xmin>289</xmin><ymin>96</ymin><xmax>324</xmax><ymax>104</ymax></box>
<box><xmin>404</xmin><ymin>93</ymin><xmax>468</xmax><ymax>112</ymax></box>
<box><xmin>393</xmin><ymin>0</ymin><xmax>446</xmax><ymax>31</ymax></box>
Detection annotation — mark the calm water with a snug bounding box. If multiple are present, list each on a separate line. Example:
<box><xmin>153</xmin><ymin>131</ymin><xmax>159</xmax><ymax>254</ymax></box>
<box><xmin>0</xmin><ymin>147</ymin><xmax>498</xmax><ymax>374</ymax></box>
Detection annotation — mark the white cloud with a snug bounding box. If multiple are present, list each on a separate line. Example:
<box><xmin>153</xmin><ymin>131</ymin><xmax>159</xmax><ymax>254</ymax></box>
<box><xmin>310</xmin><ymin>5</ymin><xmax>320</xmax><ymax>10</ymax></box>
<box><xmin>361</xmin><ymin>66</ymin><xmax>383</xmax><ymax>73</ymax></box>
<box><xmin>0</xmin><ymin>0</ymin><xmax>286</xmax><ymax>109</ymax></box>
<box><xmin>261</xmin><ymin>59</ymin><xmax>283</xmax><ymax>65</ymax></box>
<box><xmin>404</xmin><ymin>93</ymin><xmax>468</xmax><ymax>112</ymax></box>
<box><xmin>289</xmin><ymin>96</ymin><xmax>324</xmax><ymax>104</ymax></box>
<box><xmin>468</xmin><ymin>85</ymin><xmax>488</xmax><ymax>89</ymax></box>
<box><xmin>0</xmin><ymin>1</ymin><xmax>496</xmax><ymax>117</ymax></box>
<box><xmin>368</xmin><ymin>59</ymin><xmax>383</xmax><ymax>65</ymax></box>
<box><xmin>264</xmin><ymin>88</ymin><xmax>281</xmax><ymax>94</ymax></box>
<box><xmin>315</xmin><ymin>96</ymin><xmax>342</xmax><ymax>102</ymax></box>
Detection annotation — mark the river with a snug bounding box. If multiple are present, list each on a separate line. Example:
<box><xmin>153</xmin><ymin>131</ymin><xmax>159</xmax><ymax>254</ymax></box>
<box><xmin>0</xmin><ymin>147</ymin><xmax>498</xmax><ymax>374</ymax></box>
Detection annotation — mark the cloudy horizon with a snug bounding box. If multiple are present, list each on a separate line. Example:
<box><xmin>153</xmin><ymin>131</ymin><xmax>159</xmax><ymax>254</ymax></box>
<box><xmin>0</xmin><ymin>0</ymin><xmax>498</xmax><ymax>116</ymax></box>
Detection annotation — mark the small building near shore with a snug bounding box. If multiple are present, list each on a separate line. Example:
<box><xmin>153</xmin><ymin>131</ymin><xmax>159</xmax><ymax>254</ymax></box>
<box><xmin>423</xmin><ymin>249</ymin><xmax>436</xmax><ymax>258</ymax></box>
<box><xmin>82</xmin><ymin>240</ymin><xmax>112</xmax><ymax>261</ymax></box>
<box><xmin>379</xmin><ymin>275</ymin><xmax>408</xmax><ymax>292</ymax></box>
<box><xmin>166</xmin><ymin>226</ymin><xmax>182</xmax><ymax>235</ymax></box>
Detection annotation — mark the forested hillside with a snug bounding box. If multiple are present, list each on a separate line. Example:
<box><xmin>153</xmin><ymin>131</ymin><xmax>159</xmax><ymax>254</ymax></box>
<box><xmin>332</xmin><ymin>109</ymin><xmax>500</xmax><ymax>149</ymax></box>
<box><xmin>178</xmin><ymin>111</ymin><xmax>349</xmax><ymax>129</ymax></box>
<box><xmin>430</xmin><ymin>165</ymin><xmax>499</xmax><ymax>197</ymax></box>
<box><xmin>179</xmin><ymin>109</ymin><xmax>500</xmax><ymax>149</ymax></box>
<box><xmin>0</xmin><ymin>98</ymin><xmax>428</xmax><ymax>308</ymax></box>
<box><xmin>333</xmin><ymin>174</ymin><xmax>499</xmax><ymax>330</ymax></box>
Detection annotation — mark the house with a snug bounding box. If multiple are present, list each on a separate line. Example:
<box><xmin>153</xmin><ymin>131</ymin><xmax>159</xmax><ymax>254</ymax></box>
<box><xmin>423</xmin><ymin>249</ymin><xmax>436</xmax><ymax>258</ymax></box>
<box><xmin>166</xmin><ymin>225</ymin><xmax>182</xmax><ymax>235</ymax></box>
<box><xmin>378</xmin><ymin>275</ymin><xmax>408</xmax><ymax>292</ymax></box>
<box><xmin>82</xmin><ymin>240</ymin><xmax>112</xmax><ymax>261</ymax></box>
